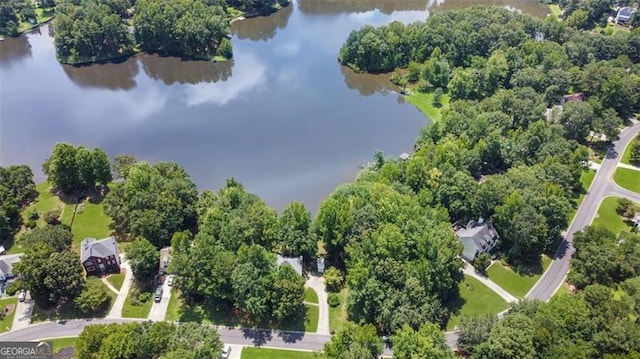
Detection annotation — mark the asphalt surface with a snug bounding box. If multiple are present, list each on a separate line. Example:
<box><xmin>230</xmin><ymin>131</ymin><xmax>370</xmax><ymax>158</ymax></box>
<box><xmin>527</xmin><ymin>122</ymin><xmax>640</xmax><ymax>301</ymax></box>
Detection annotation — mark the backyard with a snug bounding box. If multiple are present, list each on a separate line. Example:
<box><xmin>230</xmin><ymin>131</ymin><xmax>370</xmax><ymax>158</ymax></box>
<box><xmin>405</xmin><ymin>90</ymin><xmax>450</xmax><ymax>123</ymax></box>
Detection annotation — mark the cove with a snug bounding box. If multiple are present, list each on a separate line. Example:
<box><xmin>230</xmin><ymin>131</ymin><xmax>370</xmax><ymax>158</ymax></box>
<box><xmin>0</xmin><ymin>0</ymin><xmax>549</xmax><ymax>211</ymax></box>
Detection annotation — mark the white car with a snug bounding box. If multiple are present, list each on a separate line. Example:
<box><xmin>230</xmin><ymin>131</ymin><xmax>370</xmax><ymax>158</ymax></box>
<box><xmin>17</xmin><ymin>290</ymin><xmax>26</xmax><ymax>302</ymax></box>
<box><xmin>221</xmin><ymin>344</ymin><xmax>231</xmax><ymax>359</ymax></box>
<box><xmin>167</xmin><ymin>275</ymin><xmax>174</xmax><ymax>286</ymax></box>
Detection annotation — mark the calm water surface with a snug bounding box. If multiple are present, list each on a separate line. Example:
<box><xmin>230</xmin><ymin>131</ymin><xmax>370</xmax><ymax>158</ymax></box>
<box><xmin>0</xmin><ymin>0</ymin><xmax>548</xmax><ymax>211</ymax></box>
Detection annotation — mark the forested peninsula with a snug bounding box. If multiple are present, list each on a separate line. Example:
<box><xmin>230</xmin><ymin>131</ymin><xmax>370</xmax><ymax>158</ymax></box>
<box><xmin>17</xmin><ymin>0</ymin><xmax>289</xmax><ymax>65</ymax></box>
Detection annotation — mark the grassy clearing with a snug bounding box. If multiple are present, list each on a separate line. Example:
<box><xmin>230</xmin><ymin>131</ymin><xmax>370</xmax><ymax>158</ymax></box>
<box><xmin>328</xmin><ymin>288</ymin><xmax>349</xmax><ymax>334</ymax></box>
<box><xmin>241</xmin><ymin>348</ymin><xmax>317</xmax><ymax>359</ymax></box>
<box><xmin>486</xmin><ymin>255</ymin><xmax>552</xmax><ymax>298</ymax></box>
<box><xmin>305</xmin><ymin>304</ymin><xmax>318</xmax><ymax>332</ymax></box>
<box><xmin>122</xmin><ymin>288</ymin><xmax>153</xmax><ymax>319</ymax></box>
<box><xmin>614</xmin><ymin>167</ymin><xmax>640</xmax><ymax>194</ymax></box>
<box><xmin>31</xmin><ymin>278</ymin><xmax>115</xmax><ymax>322</ymax></box>
<box><xmin>405</xmin><ymin>90</ymin><xmax>450</xmax><ymax>123</ymax></box>
<box><xmin>548</xmin><ymin>4</ymin><xmax>561</xmax><ymax>19</ymax></box>
<box><xmin>106</xmin><ymin>270</ymin><xmax>125</xmax><ymax>292</ymax></box>
<box><xmin>621</xmin><ymin>135</ymin><xmax>637</xmax><ymax>165</ymax></box>
<box><xmin>41</xmin><ymin>337</ymin><xmax>78</xmax><ymax>355</ymax></box>
<box><xmin>446</xmin><ymin>275</ymin><xmax>508</xmax><ymax>331</ymax></box>
<box><xmin>304</xmin><ymin>287</ymin><xmax>319</xmax><ymax>304</ymax></box>
<box><xmin>0</xmin><ymin>297</ymin><xmax>18</xmax><ymax>333</ymax></box>
<box><xmin>593</xmin><ymin>196</ymin><xmax>637</xmax><ymax>236</ymax></box>
<box><xmin>165</xmin><ymin>288</ymin><xmax>180</xmax><ymax>322</ymax></box>
<box><xmin>69</xmin><ymin>201</ymin><xmax>112</xmax><ymax>249</ymax></box>
<box><xmin>20</xmin><ymin>182</ymin><xmax>63</xmax><ymax>227</ymax></box>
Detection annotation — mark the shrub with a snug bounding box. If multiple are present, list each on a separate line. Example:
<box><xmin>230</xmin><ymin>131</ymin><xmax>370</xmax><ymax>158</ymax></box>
<box><xmin>5</xmin><ymin>282</ymin><xmax>19</xmax><ymax>296</ymax></box>
<box><xmin>473</xmin><ymin>253</ymin><xmax>492</xmax><ymax>273</ymax></box>
<box><xmin>43</xmin><ymin>210</ymin><xmax>61</xmax><ymax>225</ymax></box>
<box><xmin>327</xmin><ymin>293</ymin><xmax>340</xmax><ymax>307</ymax></box>
<box><xmin>617</xmin><ymin>198</ymin><xmax>639</xmax><ymax>218</ymax></box>
<box><xmin>323</xmin><ymin>267</ymin><xmax>344</xmax><ymax>292</ymax></box>
<box><xmin>25</xmin><ymin>220</ymin><xmax>37</xmax><ymax>229</ymax></box>
<box><xmin>28</xmin><ymin>211</ymin><xmax>39</xmax><ymax>221</ymax></box>
<box><xmin>139</xmin><ymin>292</ymin><xmax>152</xmax><ymax>303</ymax></box>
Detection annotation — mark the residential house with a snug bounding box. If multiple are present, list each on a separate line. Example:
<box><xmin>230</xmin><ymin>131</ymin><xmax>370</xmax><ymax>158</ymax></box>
<box><xmin>276</xmin><ymin>255</ymin><xmax>303</xmax><ymax>276</ymax></box>
<box><xmin>455</xmin><ymin>220</ymin><xmax>499</xmax><ymax>262</ymax></box>
<box><xmin>615</xmin><ymin>6</ymin><xmax>637</xmax><ymax>24</ymax></box>
<box><xmin>399</xmin><ymin>153</ymin><xmax>411</xmax><ymax>161</ymax></box>
<box><xmin>560</xmin><ymin>93</ymin><xmax>585</xmax><ymax>105</ymax></box>
<box><xmin>0</xmin><ymin>258</ymin><xmax>14</xmax><ymax>284</ymax></box>
<box><xmin>80</xmin><ymin>237</ymin><xmax>120</xmax><ymax>276</ymax></box>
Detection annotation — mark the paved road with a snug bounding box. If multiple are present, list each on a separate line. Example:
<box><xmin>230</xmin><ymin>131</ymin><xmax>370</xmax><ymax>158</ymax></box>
<box><xmin>527</xmin><ymin>122</ymin><xmax>640</xmax><ymax>301</ymax></box>
<box><xmin>0</xmin><ymin>318</ymin><xmax>331</xmax><ymax>351</ymax></box>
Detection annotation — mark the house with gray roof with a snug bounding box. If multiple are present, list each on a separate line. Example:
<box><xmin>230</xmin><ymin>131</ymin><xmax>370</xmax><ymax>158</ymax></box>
<box><xmin>80</xmin><ymin>237</ymin><xmax>120</xmax><ymax>276</ymax></box>
<box><xmin>455</xmin><ymin>220</ymin><xmax>499</xmax><ymax>262</ymax></box>
<box><xmin>615</xmin><ymin>6</ymin><xmax>637</xmax><ymax>24</ymax></box>
<box><xmin>277</xmin><ymin>255</ymin><xmax>303</xmax><ymax>276</ymax></box>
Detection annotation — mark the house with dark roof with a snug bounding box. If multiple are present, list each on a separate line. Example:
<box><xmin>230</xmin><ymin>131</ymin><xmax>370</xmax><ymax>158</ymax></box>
<box><xmin>615</xmin><ymin>6</ymin><xmax>637</xmax><ymax>24</ymax></box>
<box><xmin>80</xmin><ymin>237</ymin><xmax>120</xmax><ymax>276</ymax></box>
<box><xmin>560</xmin><ymin>92</ymin><xmax>585</xmax><ymax>105</ymax></box>
<box><xmin>455</xmin><ymin>220</ymin><xmax>499</xmax><ymax>262</ymax></box>
<box><xmin>0</xmin><ymin>258</ymin><xmax>15</xmax><ymax>283</ymax></box>
<box><xmin>276</xmin><ymin>255</ymin><xmax>303</xmax><ymax>276</ymax></box>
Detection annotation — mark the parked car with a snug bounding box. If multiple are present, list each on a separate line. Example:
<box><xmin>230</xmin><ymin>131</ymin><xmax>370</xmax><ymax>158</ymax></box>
<box><xmin>156</xmin><ymin>274</ymin><xmax>164</xmax><ymax>285</ymax></box>
<box><xmin>167</xmin><ymin>275</ymin><xmax>174</xmax><ymax>286</ymax></box>
<box><xmin>154</xmin><ymin>287</ymin><xmax>163</xmax><ymax>302</ymax></box>
<box><xmin>18</xmin><ymin>290</ymin><xmax>26</xmax><ymax>302</ymax></box>
<box><xmin>221</xmin><ymin>344</ymin><xmax>231</xmax><ymax>359</ymax></box>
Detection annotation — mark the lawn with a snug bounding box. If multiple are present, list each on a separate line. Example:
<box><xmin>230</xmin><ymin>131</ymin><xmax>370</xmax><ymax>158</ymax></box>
<box><xmin>304</xmin><ymin>287</ymin><xmax>319</xmax><ymax>304</ymax></box>
<box><xmin>40</xmin><ymin>337</ymin><xmax>78</xmax><ymax>355</ymax></box>
<box><xmin>486</xmin><ymin>255</ymin><xmax>552</xmax><ymax>298</ymax></box>
<box><xmin>621</xmin><ymin>135</ymin><xmax>637</xmax><ymax>165</ymax></box>
<box><xmin>592</xmin><ymin>196</ymin><xmax>637</xmax><ymax>236</ymax></box>
<box><xmin>548</xmin><ymin>4</ymin><xmax>561</xmax><ymax>19</ymax></box>
<box><xmin>304</xmin><ymin>304</ymin><xmax>318</xmax><ymax>333</ymax></box>
<box><xmin>328</xmin><ymin>288</ymin><xmax>349</xmax><ymax>334</ymax></box>
<box><xmin>165</xmin><ymin>288</ymin><xmax>180</xmax><ymax>322</ymax></box>
<box><xmin>405</xmin><ymin>90</ymin><xmax>450</xmax><ymax>123</ymax></box>
<box><xmin>0</xmin><ymin>297</ymin><xmax>18</xmax><ymax>333</ymax></box>
<box><xmin>241</xmin><ymin>348</ymin><xmax>317</xmax><ymax>359</ymax></box>
<box><xmin>446</xmin><ymin>275</ymin><xmax>508</xmax><ymax>331</ymax></box>
<box><xmin>122</xmin><ymin>288</ymin><xmax>153</xmax><ymax>319</ymax></box>
<box><xmin>31</xmin><ymin>278</ymin><xmax>115</xmax><ymax>322</ymax></box>
<box><xmin>69</xmin><ymin>200</ymin><xmax>112</xmax><ymax>249</ymax></box>
<box><xmin>106</xmin><ymin>270</ymin><xmax>126</xmax><ymax>292</ymax></box>
<box><xmin>17</xmin><ymin>8</ymin><xmax>55</xmax><ymax>34</ymax></box>
<box><xmin>614</xmin><ymin>167</ymin><xmax>640</xmax><ymax>194</ymax></box>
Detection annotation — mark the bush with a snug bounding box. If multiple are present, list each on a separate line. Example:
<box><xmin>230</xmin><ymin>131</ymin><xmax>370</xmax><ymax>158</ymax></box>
<box><xmin>327</xmin><ymin>293</ymin><xmax>340</xmax><ymax>307</ymax></box>
<box><xmin>323</xmin><ymin>267</ymin><xmax>344</xmax><ymax>292</ymax></box>
<box><xmin>139</xmin><ymin>292</ymin><xmax>152</xmax><ymax>303</ymax></box>
<box><xmin>5</xmin><ymin>282</ymin><xmax>19</xmax><ymax>296</ymax></box>
<box><xmin>28</xmin><ymin>211</ymin><xmax>39</xmax><ymax>221</ymax></box>
<box><xmin>473</xmin><ymin>253</ymin><xmax>492</xmax><ymax>273</ymax></box>
<box><xmin>617</xmin><ymin>198</ymin><xmax>639</xmax><ymax>218</ymax></box>
<box><xmin>25</xmin><ymin>220</ymin><xmax>37</xmax><ymax>229</ymax></box>
<box><xmin>43</xmin><ymin>210</ymin><xmax>61</xmax><ymax>225</ymax></box>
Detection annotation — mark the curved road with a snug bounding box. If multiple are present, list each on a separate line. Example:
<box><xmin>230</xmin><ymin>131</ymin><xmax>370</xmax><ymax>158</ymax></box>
<box><xmin>526</xmin><ymin>122</ymin><xmax>640</xmax><ymax>301</ymax></box>
<box><xmin>1</xmin><ymin>125</ymin><xmax>638</xmax><ymax>353</ymax></box>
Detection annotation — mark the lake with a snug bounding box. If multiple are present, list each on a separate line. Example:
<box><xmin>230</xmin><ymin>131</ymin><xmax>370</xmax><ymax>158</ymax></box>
<box><xmin>0</xmin><ymin>0</ymin><xmax>549</xmax><ymax>212</ymax></box>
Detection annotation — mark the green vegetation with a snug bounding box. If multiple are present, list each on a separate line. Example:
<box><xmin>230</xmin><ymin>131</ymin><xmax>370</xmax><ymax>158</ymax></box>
<box><xmin>165</xmin><ymin>289</ymin><xmax>180</xmax><ymax>322</ymax></box>
<box><xmin>405</xmin><ymin>91</ymin><xmax>450</xmax><ymax>123</ymax></box>
<box><xmin>31</xmin><ymin>278</ymin><xmax>115</xmax><ymax>322</ymax></box>
<box><xmin>447</xmin><ymin>275</ymin><xmax>508</xmax><ymax>330</ymax></box>
<box><xmin>106</xmin><ymin>271</ymin><xmax>125</xmax><ymax>292</ymax></box>
<box><xmin>486</xmin><ymin>256</ymin><xmax>552</xmax><ymax>298</ymax></box>
<box><xmin>304</xmin><ymin>287</ymin><xmax>319</xmax><ymax>304</ymax></box>
<box><xmin>70</xmin><ymin>201</ymin><xmax>112</xmax><ymax>248</ymax></box>
<box><xmin>44</xmin><ymin>337</ymin><xmax>77</xmax><ymax>355</ymax></box>
<box><xmin>567</xmin><ymin>169</ymin><xmax>596</xmax><ymax>222</ymax></box>
<box><xmin>548</xmin><ymin>4</ymin><xmax>561</xmax><ymax>19</ymax></box>
<box><xmin>20</xmin><ymin>182</ymin><xmax>62</xmax><ymax>229</ymax></box>
<box><xmin>0</xmin><ymin>297</ymin><xmax>18</xmax><ymax>333</ymax></box>
<box><xmin>621</xmin><ymin>135</ymin><xmax>637</xmax><ymax>165</ymax></box>
<box><xmin>593</xmin><ymin>197</ymin><xmax>636</xmax><ymax>236</ymax></box>
<box><xmin>614</xmin><ymin>167</ymin><xmax>640</xmax><ymax>194</ymax></box>
<box><xmin>304</xmin><ymin>304</ymin><xmax>318</xmax><ymax>332</ymax></box>
<box><xmin>328</xmin><ymin>288</ymin><xmax>348</xmax><ymax>333</ymax></box>
<box><xmin>122</xmin><ymin>288</ymin><xmax>153</xmax><ymax>319</ymax></box>
<box><xmin>241</xmin><ymin>348</ymin><xmax>316</xmax><ymax>359</ymax></box>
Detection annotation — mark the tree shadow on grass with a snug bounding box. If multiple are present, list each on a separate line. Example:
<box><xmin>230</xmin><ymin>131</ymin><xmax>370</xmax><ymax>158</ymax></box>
<box><xmin>445</xmin><ymin>286</ymin><xmax>465</xmax><ymax>320</ymax></box>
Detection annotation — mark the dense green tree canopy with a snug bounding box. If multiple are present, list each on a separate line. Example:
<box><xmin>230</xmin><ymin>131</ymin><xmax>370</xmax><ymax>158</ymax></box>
<box><xmin>20</xmin><ymin>224</ymin><xmax>73</xmax><ymax>252</ymax></box>
<box><xmin>43</xmin><ymin>143</ymin><xmax>112</xmax><ymax>195</ymax></box>
<box><xmin>0</xmin><ymin>165</ymin><xmax>35</xmax><ymax>241</ymax></box>
<box><xmin>104</xmin><ymin>161</ymin><xmax>198</xmax><ymax>247</ymax></box>
<box><xmin>126</xmin><ymin>237</ymin><xmax>160</xmax><ymax>283</ymax></box>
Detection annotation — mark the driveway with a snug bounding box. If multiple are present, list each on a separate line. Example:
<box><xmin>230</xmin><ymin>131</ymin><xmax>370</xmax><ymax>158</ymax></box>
<box><xmin>12</xmin><ymin>292</ymin><xmax>34</xmax><ymax>331</ymax></box>
<box><xmin>147</xmin><ymin>278</ymin><xmax>171</xmax><ymax>321</ymax></box>
<box><xmin>305</xmin><ymin>275</ymin><xmax>330</xmax><ymax>335</ymax></box>
<box><xmin>227</xmin><ymin>344</ymin><xmax>243</xmax><ymax>359</ymax></box>
<box><xmin>107</xmin><ymin>262</ymin><xmax>132</xmax><ymax>319</ymax></box>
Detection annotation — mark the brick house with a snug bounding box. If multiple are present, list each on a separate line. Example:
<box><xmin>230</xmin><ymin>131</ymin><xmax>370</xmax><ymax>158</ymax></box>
<box><xmin>80</xmin><ymin>237</ymin><xmax>120</xmax><ymax>276</ymax></box>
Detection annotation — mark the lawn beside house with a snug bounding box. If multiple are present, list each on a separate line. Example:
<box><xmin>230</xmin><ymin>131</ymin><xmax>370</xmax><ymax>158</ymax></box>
<box><xmin>106</xmin><ymin>271</ymin><xmax>125</xmax><ymax>292</ymax></box>
<box><xmin>593</xmin><ymin>196</ymin><xmax>638</xmax><ymax>236</ymax></box>
<box><xmin>446</xmin><ymin>275</ymin><xmax>508</xmax><ymax>331</ymax></box>
<box><xmin>614</xmin><ymin>167</ymin><xmax>640</xmax><ymax>194</ymax></box>
<box><xmin>241</xmin><ymin>348</ymin><xmax>316</xmax><ymax>359</ymax></box>
<box><xmin>122</xmin><ymin>289</ymin><xmax>153</xmax><ymax>319</ymax></box>
<box><xmin>0</xmin><ymin>297</ymin><xmax>18</xmax><ymax>333</ymax></box>
<box><xmin>405</xmin><ymin>91</ymin><xmax>450</xmax><ymax>123</ymax></box>
<box><xmin>304</xmin><ymin>287</ymin><xmax>319</xmax><ymax>304</ymax></box>
<box><xmin>328</xmin><ymin>288</ymin><xmax>349</xmax><ymax>334</ymax></box>
<box><xmin>304</xmin><ymin>304</ymin><xmax>319</xmax><ymax>333</ymax></box>
<box><xmin>165</xmin><ymin>288</ymin><xmax>180</xmax><ymax>322</ymax></box>
<box><xmin>69</xmin><ymin>201</ymin><xmax>112</xmax><ymax>249</ymax></box>
<box><xmin>31</xmin><ymin>278</ymin><xmax>115</xmax><ymax>322</ymax></box>
<box><xmin>486</xmin><ymin>255</ymin><xmax>552</xmax><ymax>298</ymax></box>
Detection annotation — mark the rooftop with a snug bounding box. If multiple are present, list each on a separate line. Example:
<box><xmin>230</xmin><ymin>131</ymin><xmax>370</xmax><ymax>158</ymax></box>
<box><xmin>80</xmin><ymin>237</ymin><xmax>119</xmax><ymax>262</ymax></box>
